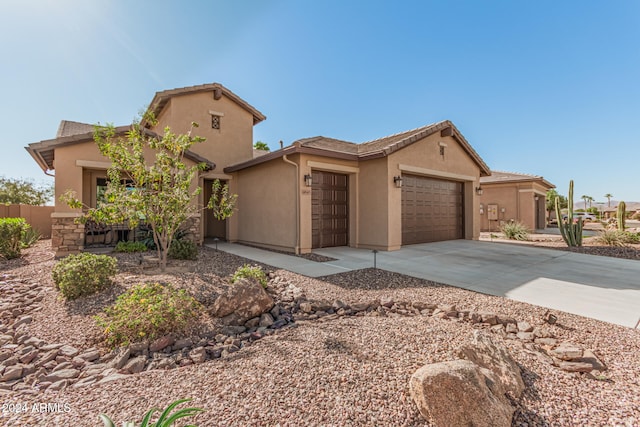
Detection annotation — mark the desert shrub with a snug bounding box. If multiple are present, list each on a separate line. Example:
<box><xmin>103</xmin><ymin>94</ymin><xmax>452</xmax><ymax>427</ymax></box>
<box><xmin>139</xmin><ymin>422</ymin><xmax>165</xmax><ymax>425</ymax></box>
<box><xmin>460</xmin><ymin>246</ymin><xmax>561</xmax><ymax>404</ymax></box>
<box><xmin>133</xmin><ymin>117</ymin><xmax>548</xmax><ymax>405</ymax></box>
<box><xmin>500</xmin><ymin>221</ymin><xmax>530</xmax><ymax>241</ymax></box>
<box><xmin>597</xmin><ymin>229</ymin><xmax>639</xmax><ymax>246</ymax></box>
<box><xmin>621</xmin><ymin>231</ymin><xmax>640</xmax><ymax>244</ymax></box>
<box><xmin>168</xmin><ymin>239</ymin><xmax>198</xmax><ymax>260</ymax></box>
<box><xmin>52</xmin><ymin>253</ymin><xmax>117</xmax><ymax>299</ymax></box>
<box><xmin>632</xmin><ymin>212</ymin><xmax>640</xmax><ymax>220</ymax></box>
<box><xmin>597</xmin><ymin>229</ymin><xmax>623</xmax><ymax>246</ymax></box>
<box><xmin>95</xmin><ymin>282</ymin><xmax>202</xmax><ymax>347</ymax></box>
<box><xmin>231</xmin><ymin>264</ymin><xmax>267</xmax><ymax>287</ymax></box>
<box><xmin>99</xmin><ymin>398</ymin><xmax>204</xmax><ymax>427</ymax></box>
<box><xmin>0</xmin><ymin>218</ymin><xmax>28</xmax><ymax>259</ymax></box>
<box><xmin>20</xmin><ymin>225</ymin><xmax>41</xmax><ymax>248</ymax></box>
<box><xmin>114</xmin><ymin>241</ymin><xmax>148</xmax><ymax>253</ymax></box>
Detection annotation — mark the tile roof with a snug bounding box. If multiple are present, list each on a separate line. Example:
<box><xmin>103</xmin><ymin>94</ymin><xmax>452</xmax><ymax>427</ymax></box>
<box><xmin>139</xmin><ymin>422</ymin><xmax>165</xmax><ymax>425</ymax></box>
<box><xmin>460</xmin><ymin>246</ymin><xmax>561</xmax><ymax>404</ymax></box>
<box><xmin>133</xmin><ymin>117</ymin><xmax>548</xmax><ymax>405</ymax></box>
<box><xmin>25</xmin><ymin>126</ymin><xmax>215</xmax><ymax>172</ymax></box>
<box><xmin>56</xmin><ymin>120</ymin><xmax>94</xmax><ymax>138</ymax></box>
<box><xmin>147</xmin><ymin>83</ymin><xmax>266</xmax><ymax>125</ymax></box>
<box><xmin>226</xmin><ymin>120</ymin><xmax>491</xmax><ymax>176</ymax></box>
<box><xmin>480</xmin><ymin>170</ymin><xmax>555</xmax><ymax>188</ymax></box>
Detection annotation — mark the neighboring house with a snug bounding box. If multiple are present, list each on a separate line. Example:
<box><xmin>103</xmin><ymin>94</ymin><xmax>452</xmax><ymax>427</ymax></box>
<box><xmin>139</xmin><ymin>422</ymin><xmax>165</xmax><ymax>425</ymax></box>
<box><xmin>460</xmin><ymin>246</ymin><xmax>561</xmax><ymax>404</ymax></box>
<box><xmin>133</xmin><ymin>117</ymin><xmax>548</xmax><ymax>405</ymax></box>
<box><xmin>478</xmin><ymin>171</ymin><xmax>555</xmax><ymax>232</ymax></box>
<box><xmin>602</xmin><ymin>202</ymin><xmax>640</xmax><ymax>219</ymax></box>
<box><xmin>26</xmin><ymin>83</ymin><xmax>490</xmax><ymax>256</ymax></box>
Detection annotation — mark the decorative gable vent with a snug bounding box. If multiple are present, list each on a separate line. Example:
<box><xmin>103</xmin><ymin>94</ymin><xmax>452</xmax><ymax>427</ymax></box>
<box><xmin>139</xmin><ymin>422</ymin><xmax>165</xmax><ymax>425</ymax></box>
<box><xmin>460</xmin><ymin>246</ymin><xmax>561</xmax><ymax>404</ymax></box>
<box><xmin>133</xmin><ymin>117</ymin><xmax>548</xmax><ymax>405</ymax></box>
<box><xmin>209</xmin><ymin>110</ymin><xmax>224</xmax><ymax>130</ymax></box>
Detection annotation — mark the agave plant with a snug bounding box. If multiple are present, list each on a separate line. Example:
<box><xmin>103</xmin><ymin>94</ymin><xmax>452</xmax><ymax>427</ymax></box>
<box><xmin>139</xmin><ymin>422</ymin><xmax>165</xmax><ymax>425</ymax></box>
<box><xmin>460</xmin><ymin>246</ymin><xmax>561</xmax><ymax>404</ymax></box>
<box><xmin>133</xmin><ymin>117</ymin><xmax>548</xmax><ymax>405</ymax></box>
<box><xmin>99</xmin><ymin>398</ymin><xmax>203</xmax><ymax>427</ymax></box>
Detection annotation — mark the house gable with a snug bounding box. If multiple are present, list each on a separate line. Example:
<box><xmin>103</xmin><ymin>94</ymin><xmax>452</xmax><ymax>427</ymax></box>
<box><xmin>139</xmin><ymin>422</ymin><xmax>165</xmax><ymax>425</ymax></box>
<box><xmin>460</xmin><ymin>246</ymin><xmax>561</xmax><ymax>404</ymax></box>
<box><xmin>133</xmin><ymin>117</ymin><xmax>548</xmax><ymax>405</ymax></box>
<box><xmin>148</xmin><ymin>83</ymin><xmax>266</xmax><ymax>169</ymax></box>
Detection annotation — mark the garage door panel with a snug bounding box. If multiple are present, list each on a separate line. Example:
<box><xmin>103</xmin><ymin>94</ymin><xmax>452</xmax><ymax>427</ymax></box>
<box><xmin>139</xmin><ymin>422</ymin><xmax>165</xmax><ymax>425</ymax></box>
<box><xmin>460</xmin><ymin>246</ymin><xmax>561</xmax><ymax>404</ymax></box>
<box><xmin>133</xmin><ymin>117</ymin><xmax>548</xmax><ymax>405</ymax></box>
<box><xmin>312</xmin><ymin>171</ymin><xmax>349</xmax><ymax>248</ymax></box>
<box><xmin>402</xmin><ymin>174</ymin><xmax>463</xmax><ymax>245</ymax></box>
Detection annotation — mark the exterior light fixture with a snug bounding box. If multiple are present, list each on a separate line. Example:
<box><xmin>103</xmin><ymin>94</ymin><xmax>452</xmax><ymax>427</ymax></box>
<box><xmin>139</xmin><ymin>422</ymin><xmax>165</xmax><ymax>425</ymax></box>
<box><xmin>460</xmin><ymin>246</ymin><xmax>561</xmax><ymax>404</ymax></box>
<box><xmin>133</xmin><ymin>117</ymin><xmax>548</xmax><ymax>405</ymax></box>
<box><xmin>475</xmin><ymin>186</ymin><xmax>483</xmax><ymax>196</ymax></box>
<box><xmin>534</xmin><ymin>195</ymin><xmax>540</xmax><ymax>201</ymax></box>
<box><xmin>393</xmin><ymin>176</ymin><xmax>403</xmax><ymax>188</ymax></box>
<box><xmin>304</xmin><ymin>174</ymin><xmax>313</xmax><ymax>187</ymax></box>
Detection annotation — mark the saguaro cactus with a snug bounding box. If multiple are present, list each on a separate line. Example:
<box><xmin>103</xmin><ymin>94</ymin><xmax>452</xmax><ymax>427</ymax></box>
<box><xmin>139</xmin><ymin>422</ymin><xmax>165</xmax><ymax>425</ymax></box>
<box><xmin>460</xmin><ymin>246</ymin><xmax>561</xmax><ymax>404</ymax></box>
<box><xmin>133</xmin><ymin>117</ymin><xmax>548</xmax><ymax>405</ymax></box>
<box><xmin>617</xmin><ymin>201</ymin><xmax>626</xmax><ymax>230</ymax></box>
<box><xmin>555</xmin><ymin>180</ymin><xmax>583</xmax><ymax>247</ymax></box>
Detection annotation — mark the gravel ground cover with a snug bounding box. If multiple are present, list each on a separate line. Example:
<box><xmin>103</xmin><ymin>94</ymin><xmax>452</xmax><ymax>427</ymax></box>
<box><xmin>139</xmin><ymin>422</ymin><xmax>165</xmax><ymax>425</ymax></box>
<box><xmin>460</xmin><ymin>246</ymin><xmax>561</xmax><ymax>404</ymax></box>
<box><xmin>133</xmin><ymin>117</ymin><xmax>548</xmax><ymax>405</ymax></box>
<box><xmin>1</xmin><ymin>241</ymin><xmax>640</xmax><ymax>426</ymax></box>
<box><xmin>482</xmin><ymin>232</ymin><xmax>640</xmax><ymax>261</ymax></box>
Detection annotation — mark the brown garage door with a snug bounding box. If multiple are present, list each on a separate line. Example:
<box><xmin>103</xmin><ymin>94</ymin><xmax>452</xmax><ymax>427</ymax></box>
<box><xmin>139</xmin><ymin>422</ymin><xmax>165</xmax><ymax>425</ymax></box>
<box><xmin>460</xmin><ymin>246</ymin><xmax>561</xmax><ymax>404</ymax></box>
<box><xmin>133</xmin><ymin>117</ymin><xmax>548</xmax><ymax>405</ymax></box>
<box><xmin>312</xmin><ymin>171</ymin><xmax>348</xmax><ymax>248</ymax></box>
<box><xmin>402</xmin><ymin>174</ymin><xmax>463</xmax><ymax>245</ymax></box>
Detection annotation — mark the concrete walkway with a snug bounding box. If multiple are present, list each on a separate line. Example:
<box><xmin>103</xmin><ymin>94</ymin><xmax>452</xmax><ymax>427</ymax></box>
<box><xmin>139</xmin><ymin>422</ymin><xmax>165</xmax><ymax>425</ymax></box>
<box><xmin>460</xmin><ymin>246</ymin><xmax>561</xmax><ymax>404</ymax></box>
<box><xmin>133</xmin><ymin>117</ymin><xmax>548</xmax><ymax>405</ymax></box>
<box><xmin>207</xmin><ymin>241</ymin><xmax>640</xmax><ymax>328</ymax></box>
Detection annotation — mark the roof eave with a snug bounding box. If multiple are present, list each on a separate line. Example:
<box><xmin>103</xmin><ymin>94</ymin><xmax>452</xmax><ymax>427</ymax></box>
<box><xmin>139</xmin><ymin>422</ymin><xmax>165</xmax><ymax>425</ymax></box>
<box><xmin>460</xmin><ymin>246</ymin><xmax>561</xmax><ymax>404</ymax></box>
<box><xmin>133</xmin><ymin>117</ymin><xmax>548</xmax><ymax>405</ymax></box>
<box><xmin>24</xmin><ymin>146</ymin><xmax>50</xmax><ymax>173</ymax></box>
<box><xmin>224</xmin><ymin>146</ymin><xmax>361</xmax><ymax>173</ymax></box>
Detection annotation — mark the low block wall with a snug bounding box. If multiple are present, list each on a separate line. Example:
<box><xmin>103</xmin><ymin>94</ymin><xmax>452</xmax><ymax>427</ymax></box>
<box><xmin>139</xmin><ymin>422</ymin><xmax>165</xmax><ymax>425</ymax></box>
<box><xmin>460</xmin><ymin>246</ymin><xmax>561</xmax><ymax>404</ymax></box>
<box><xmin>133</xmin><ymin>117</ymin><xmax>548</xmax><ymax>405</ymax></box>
<box><xmin>0</xmin><ymin>204</ymin><xmax>54</xmax><ymax>238</ymax></box>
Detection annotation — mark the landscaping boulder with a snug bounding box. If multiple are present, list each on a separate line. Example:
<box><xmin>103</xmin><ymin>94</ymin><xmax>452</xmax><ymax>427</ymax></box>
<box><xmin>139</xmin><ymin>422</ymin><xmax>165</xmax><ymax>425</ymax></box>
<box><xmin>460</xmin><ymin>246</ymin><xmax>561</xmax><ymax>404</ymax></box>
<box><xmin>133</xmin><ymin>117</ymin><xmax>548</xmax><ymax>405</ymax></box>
<box><xmin>211</xmin><ymin>278</ymin><xmax>274</xmax><ymax>324</ymax></box>
<box><xmin>456</xmin><ymin>330</ymin><xmax>525</xmax><ymax>398</ymax></box>
<box><xmin>409</xmin><ymin>359</ymin><xmax>514</xmax><ymax>427</ymax></box>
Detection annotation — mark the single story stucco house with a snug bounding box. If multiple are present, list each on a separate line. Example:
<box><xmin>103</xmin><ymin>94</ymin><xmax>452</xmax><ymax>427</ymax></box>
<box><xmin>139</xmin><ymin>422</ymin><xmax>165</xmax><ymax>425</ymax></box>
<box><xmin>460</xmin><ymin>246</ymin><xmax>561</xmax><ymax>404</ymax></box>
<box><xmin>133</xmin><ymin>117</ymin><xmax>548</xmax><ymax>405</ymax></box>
<box><xmin>26</xmin><ymin>83</ymin><xmax>492</xmax><ymax>256</ymax></box>
<box><xmin>478</xmin><ymin>171</ymin><xmax>555</xmax><ymax>231</ymax></box>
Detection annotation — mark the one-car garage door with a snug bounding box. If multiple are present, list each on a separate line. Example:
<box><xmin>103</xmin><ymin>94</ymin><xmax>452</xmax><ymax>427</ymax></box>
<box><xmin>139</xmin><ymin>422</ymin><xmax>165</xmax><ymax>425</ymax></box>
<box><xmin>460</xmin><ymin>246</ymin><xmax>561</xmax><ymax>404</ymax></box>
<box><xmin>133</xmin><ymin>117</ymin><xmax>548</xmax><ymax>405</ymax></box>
<box><xmin>312</xmin><ymin>171</ymin><xmax>348</xmax><ymax>248</ymax></box>
<box><xmin>402</xmin><ymin>174</ymin><xmax>463</xmax><ymax>245</ymax></box>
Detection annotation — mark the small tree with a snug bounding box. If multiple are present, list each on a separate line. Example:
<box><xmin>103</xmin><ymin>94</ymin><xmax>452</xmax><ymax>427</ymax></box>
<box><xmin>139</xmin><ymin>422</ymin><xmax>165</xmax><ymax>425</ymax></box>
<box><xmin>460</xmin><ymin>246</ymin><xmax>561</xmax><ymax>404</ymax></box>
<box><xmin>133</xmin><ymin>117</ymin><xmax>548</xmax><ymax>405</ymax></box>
<box><xmin>0</xmin><ymin>177</ymin><xmax>53</xmax><ymax>205</ymax></box>
<box><xmin>546</xmin><ymin>189</ymin><xmax>566</xmax><ymax>218</ymax></box>
<box><xmin>62</xmin><ymin>115</ymin><xmax>236</xmax><ymax>271</ymax></box>
<box><xmin>253</xmin><ymin>141</ymin><xmax>270</xmax><ymax>151</ymax></box>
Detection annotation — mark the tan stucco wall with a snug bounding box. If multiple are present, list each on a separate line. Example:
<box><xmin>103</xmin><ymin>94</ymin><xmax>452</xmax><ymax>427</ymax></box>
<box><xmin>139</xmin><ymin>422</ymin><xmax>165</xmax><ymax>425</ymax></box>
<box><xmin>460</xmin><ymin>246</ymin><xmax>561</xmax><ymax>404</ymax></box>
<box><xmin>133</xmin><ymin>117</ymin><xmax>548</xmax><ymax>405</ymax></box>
<box><xmin>479</xmin><ymin>181</ymin><xmax>549</xmax><ymax>231</ymax></box>
<box><xmin>357</xmin><ymin>157</ymin><xmax>391</xmax><ymax>250</ymax></box>
<box><xmin>152</xmin><ymin>91</ymin><xmax>255</xmax><ymax>170</ymax></box>
<box><xmin>388</xmin><ymin>132</ymin><xmax>482</xmax><ymax>242</ymax></box>
<box><xmin>232</xmin><ymin>156</ymin><xmax>298</xmax><ymax>251</ymax></box>
<box><xmin>54</xmin><ymin>143</ymin><xmax>108</xmax><ymax>213</ymax></box>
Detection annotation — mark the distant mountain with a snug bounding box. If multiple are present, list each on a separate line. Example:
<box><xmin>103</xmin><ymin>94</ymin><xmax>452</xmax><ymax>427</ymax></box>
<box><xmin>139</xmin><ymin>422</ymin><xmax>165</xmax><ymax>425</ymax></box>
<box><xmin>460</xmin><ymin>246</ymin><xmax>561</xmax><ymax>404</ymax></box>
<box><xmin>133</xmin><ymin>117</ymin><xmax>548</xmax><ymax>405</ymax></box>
<box><xmin>574</xmin><ymin>200</ymin><xmax>640</xmax><ymax>211</ymax></box>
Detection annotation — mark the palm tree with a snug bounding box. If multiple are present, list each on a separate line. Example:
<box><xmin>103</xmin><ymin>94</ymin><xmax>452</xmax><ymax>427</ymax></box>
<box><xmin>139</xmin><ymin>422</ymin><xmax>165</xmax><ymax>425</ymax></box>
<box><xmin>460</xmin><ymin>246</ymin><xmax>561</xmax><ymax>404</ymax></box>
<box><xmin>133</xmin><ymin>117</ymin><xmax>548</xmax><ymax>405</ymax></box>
<box><xmin>580</xmin><ymin>195</ymin><xmax>592</xmax><ymax>210</ymax></box>
<box><xmin>253</xmin><ymin>141</ymin><xmax>270</xmax><ymax>151</ymax></box>
<box><xmin>604</xmin><ymin>193</ymin><xmax>613</xmax><ymax>207</ymax></box>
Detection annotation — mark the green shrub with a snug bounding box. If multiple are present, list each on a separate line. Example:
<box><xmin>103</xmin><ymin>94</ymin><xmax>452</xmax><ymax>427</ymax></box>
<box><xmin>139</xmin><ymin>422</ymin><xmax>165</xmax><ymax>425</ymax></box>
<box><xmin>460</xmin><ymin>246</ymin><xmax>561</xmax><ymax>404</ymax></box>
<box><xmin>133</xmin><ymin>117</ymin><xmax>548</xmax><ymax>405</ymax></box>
<box><xmin>52</xmin><ymin>253</ymin><xmax>117</xmax><ymax>299</ymax></box>
<box><xmin>597</xmin><ymin>229</ymin><xmax>640</xmax><ymax>246</ymax></box>
<box><xmin>168</xmin><ymin>239</ymin><xmax>198</xmax><ymax>260</ymax></box>
<box><xmin>0</xmin><ymin>218</ymin><xmax>28</xmax><ymax>259</ymax></box>
<box><xmin>114</xmin><ymin>241</ymin><xmax>148</xmax><ymax>253</ymax></box>
<box><xmin>231</xmin><ymin>264</ymin><xmax>267</xmax><ymax>287</ymax></box>
<box><xmin>20</xmin><ymin>225</ymin><xmax>41</xmax><ymax>248</ymax></box>
<box><xmin>95</xmin><ymin>282</ymin><xmax>202</xmax><ymax>347</ymax></box>
<box><xmin>500</xmin><ymin>221</ymin><xmax>530</xmax><ymax>241</ymax></box>
<box><xmin>99</xmin><ymin>398</ymin><xmax>204</xmax><ymax>427</ymax></box>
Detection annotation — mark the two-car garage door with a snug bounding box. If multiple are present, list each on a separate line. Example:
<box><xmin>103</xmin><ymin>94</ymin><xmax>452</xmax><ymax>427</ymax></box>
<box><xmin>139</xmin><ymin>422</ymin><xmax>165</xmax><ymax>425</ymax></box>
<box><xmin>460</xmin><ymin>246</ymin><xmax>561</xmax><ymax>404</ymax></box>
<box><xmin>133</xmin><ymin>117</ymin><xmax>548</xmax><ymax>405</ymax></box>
<box><xmin>401</xmin><ymin>174</ymin><xmax>464</xmax><ymax>245</ymax></box>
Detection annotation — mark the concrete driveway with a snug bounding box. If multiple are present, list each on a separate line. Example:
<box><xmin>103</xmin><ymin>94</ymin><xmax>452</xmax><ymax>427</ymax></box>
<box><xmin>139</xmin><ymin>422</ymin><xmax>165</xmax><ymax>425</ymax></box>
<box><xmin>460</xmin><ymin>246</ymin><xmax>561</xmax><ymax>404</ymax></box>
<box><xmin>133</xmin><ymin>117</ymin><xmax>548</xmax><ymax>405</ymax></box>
<box><xmin>211</xmin><ymin>240</ymin><xmax>640</xmax><ymax>328</ymax></box>
<box><xmin>315</xmin><ymin>241</ymin><xmax>640</xmax><ymax>328</ymax></box>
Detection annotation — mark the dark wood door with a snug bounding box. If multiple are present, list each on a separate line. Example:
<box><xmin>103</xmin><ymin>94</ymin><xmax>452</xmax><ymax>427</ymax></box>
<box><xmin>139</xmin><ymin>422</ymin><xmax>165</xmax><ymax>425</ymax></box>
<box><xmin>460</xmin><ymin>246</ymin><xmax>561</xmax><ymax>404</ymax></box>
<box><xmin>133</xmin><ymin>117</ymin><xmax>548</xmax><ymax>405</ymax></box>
<box><xmin>536</xmin><ymin>197</ymin><xmax>546</xmax><ymax>229</ymax></box>
<box><xmin>312</xmin><ymin>171</ymin><xmax>349</xmax><ymax>248</ymax></box>
<box><xmin>204</xmin><ymin>179</ymin><xmax>227</xmax><ymax>240</ymax></box>
<box><xmin>402</xmin><ymin>174</ymin><xmax>463</xmax><ymax>244</ymax></box>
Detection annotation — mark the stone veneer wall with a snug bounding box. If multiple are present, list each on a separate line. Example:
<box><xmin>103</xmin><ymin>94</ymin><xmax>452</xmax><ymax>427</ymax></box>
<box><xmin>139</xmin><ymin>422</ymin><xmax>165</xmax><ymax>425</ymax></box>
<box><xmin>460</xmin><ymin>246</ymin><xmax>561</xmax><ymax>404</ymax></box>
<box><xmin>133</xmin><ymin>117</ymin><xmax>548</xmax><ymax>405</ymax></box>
<box><xmin>51</xmin><ymin>213</ymin><xmax>201</xmax><ymax>257</ymax></box>
<box><xmin>51</xmin><ymin>216</ymin><xmax>85</xmax><ymax>257</ymax></box>
<box><xmin>183</xmin><ymin>214</ymin><xmax>202</xmax><ymax>244</ymax></box>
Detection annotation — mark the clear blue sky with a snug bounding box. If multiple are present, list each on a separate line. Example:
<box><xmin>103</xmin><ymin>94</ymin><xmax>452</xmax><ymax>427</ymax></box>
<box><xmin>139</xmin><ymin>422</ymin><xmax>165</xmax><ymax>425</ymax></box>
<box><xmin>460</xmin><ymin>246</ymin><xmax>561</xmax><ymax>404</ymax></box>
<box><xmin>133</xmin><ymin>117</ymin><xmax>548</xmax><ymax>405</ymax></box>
<box><xmin>1</xmin><ymin>0</ymin><xmax>639</xmax><ymax>203</ymax></box>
